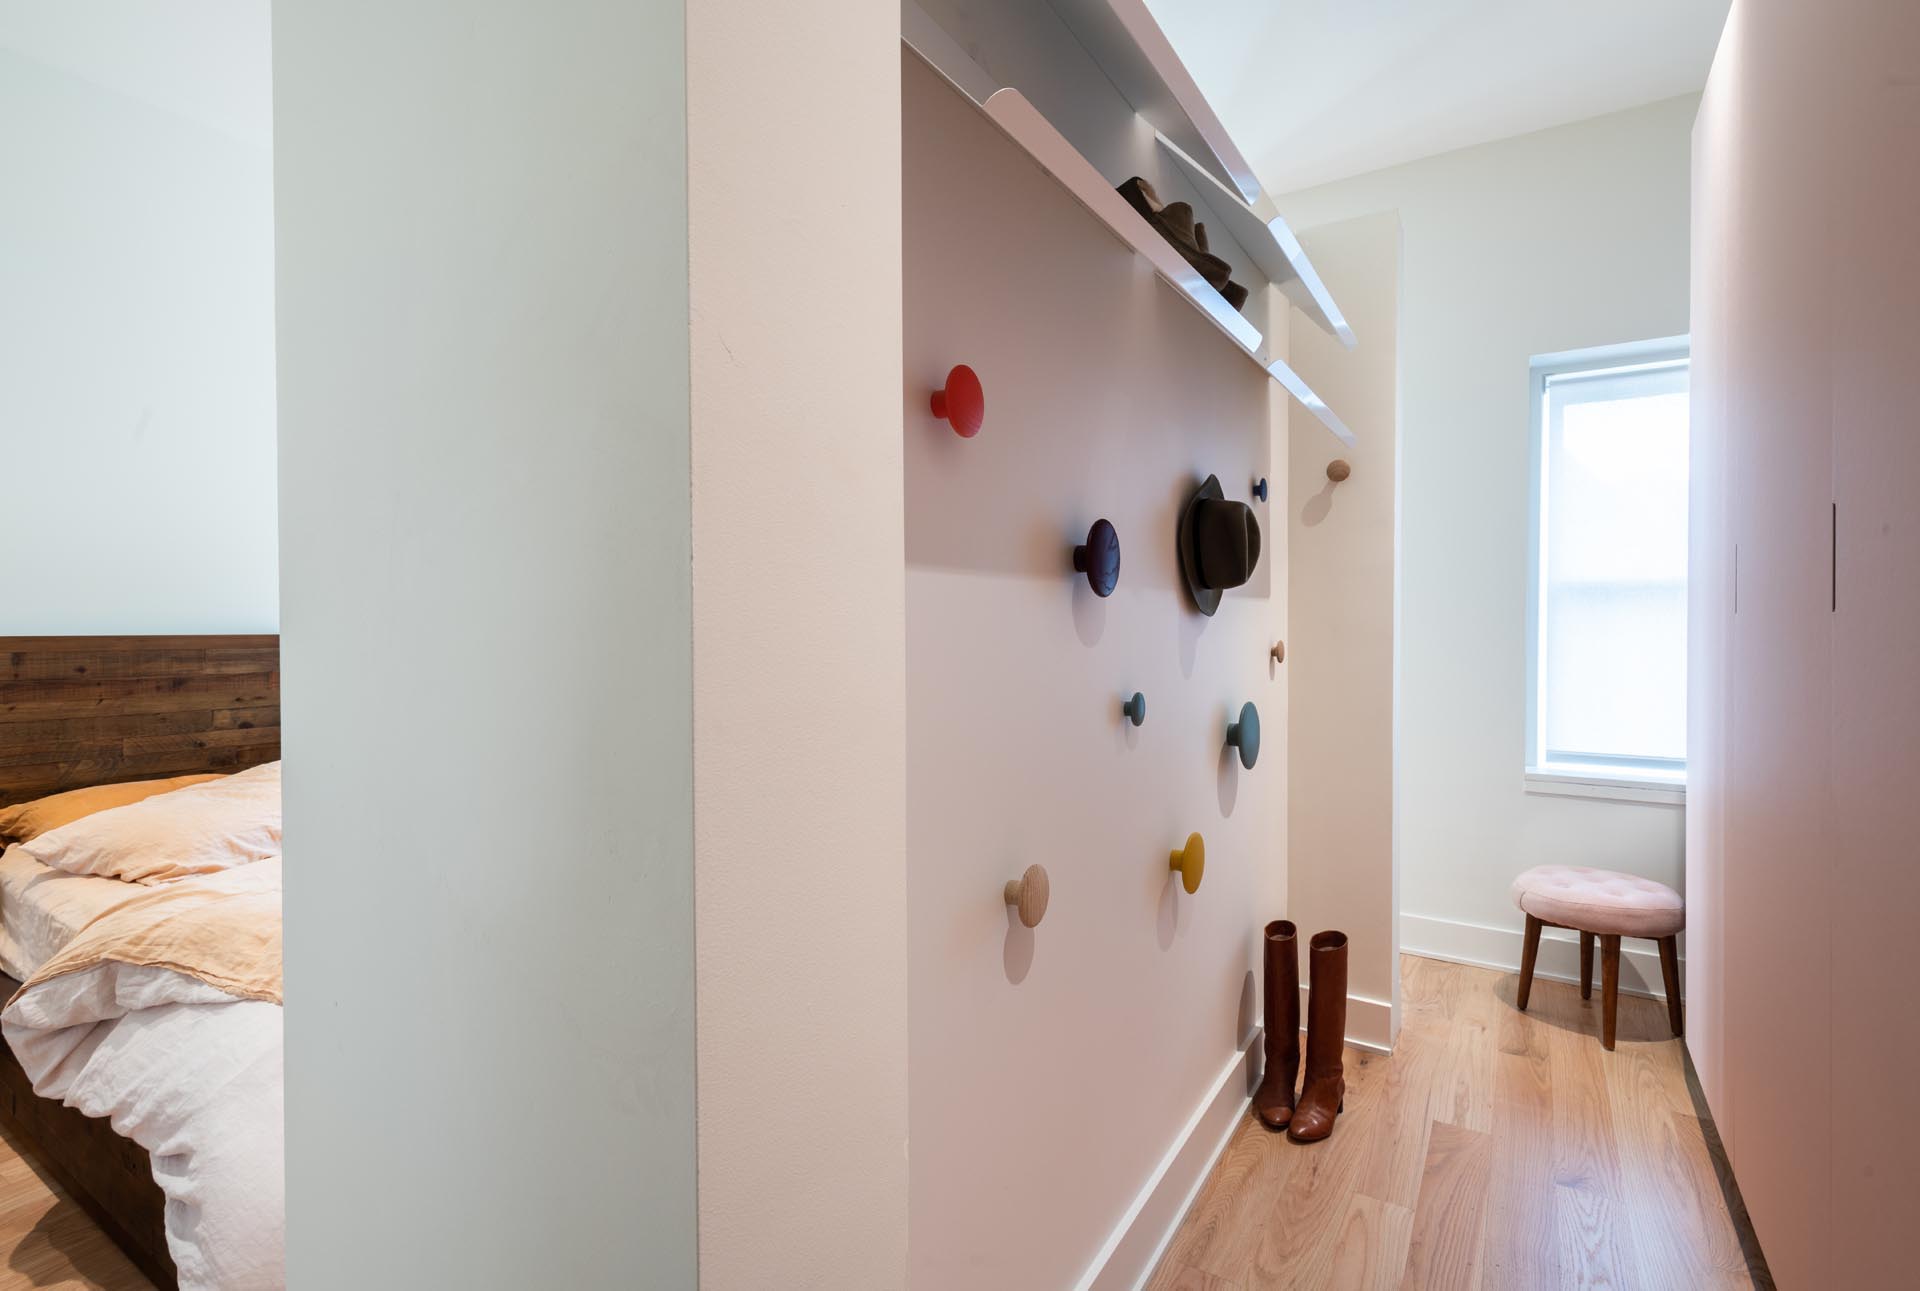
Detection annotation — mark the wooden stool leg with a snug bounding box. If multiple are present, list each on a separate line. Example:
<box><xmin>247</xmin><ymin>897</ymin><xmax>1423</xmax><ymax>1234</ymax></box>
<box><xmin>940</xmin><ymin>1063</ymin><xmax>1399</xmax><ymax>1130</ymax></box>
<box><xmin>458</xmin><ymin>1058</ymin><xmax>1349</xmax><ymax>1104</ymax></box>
<box><xmin>1517</xmin><ymin>915</ymin><xmax>1543</xmax><ymax>1011</ymax></box>
<box><xmin>1580</xmin><ymin>931</ymin><xmax>1594</xmax><ymax>1000</ymax></box>
<box><xmin>1600</xmin><ymin>935</ymin><xmax>1621</xmax><ymax>1050</ymax></box>
<box><xmin>1659</xmin><ymin>935</ymin><xmax>1684</xmax><ymax>1037</ymax></box>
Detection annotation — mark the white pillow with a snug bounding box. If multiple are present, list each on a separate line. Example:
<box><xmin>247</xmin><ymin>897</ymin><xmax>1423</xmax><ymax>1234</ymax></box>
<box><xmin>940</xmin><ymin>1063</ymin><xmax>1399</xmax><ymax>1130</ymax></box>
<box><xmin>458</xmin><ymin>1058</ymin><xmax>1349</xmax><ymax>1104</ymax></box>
<box><xmin>22</xmin><ymin>761</ymin><xmax>281</xmax><ymax>884</ymax></box>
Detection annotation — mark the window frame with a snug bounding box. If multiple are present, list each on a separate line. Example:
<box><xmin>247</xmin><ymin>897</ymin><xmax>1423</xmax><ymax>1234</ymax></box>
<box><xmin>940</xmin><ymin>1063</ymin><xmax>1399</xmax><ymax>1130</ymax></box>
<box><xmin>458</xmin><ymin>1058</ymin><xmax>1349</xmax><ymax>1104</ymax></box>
<box><xmin>1524</xmin><ymin>335</ymin><xmax>1691</xmax><ymax>807</ymax></box>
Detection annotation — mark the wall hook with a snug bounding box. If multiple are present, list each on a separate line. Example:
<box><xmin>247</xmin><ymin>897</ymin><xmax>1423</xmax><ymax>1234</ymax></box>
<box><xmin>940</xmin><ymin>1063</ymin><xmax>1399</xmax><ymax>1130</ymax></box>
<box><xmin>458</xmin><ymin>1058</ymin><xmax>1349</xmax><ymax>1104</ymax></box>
<box><xmin>1073</xmin><ymin>518</ymin><xmax>1121</xmax><ymax>597</ymax></box>
<box><xmin>1226</xmin><ymin>701</ymin><xmax>1261</xmax><ymax>769</ymax></box>
<box><xmin>1169</xmin><ymin>832</ymin><xmax>1205</xmax><ymax>894</ymax></box>
<box><xmin>1121</xmin><ymin>692</ymin><xmax>1147</xmax><ymax>726</ymax></box>
<box><xmin>1326</xmin><ymin>459</ymin><xmax>1351</xmax><ymax>483</ymax></box>
<box><xmin>1270</xmin><ymin>641</ymin><xmax>1285</xmax><ymax>664</ymax></box>
<box><xmin>1004</xmin><ymin>863</ymin><xmax>1050</xmax><ymax>928</ymax></box>
<box><xmin>931</xmin><ymin>364</ymin><xmax>985</xmax><ymax>438</ymax></box>
<box><xmin>1252</xmin><ymin>478</ymin><xmax>1268</xmax><ymax>502</ymax></box>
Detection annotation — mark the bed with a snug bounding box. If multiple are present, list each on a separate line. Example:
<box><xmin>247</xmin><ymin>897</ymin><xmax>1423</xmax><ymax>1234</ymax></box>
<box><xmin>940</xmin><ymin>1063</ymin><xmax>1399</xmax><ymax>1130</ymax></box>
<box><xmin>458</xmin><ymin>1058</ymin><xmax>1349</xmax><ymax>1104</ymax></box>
<box><xmin>0</xmin><ymin>635</ymin><xmax>279</xmax><ymax>1290</ymax></box>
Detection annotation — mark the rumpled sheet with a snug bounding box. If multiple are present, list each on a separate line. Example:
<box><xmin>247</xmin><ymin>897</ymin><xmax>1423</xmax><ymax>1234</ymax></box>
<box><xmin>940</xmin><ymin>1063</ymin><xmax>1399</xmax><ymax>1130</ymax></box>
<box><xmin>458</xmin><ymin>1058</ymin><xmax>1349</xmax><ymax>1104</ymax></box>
<box><xmin>2</xmin><ymin>860</ymin><xmax>284</xmax><ymax>1290</ymax></box>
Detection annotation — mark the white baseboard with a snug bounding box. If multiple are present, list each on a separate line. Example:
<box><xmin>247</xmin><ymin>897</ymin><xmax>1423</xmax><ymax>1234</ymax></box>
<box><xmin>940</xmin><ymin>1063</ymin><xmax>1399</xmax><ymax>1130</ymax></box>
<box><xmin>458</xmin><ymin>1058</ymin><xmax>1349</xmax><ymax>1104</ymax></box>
<box><xmin>1297</xmin><ymin>986</ymin><xmax>1395</xmax><ymax>1053</ymax></box>
<box><xmin>1075</xmin><ymin>1031</ymin><xmax>1255</xmax><ymax>1291</ymax></box>
<box><xmin>1401</xmin><ymin>911</ymin><xmax>1679</xmax><ymax>1001</ymax></box>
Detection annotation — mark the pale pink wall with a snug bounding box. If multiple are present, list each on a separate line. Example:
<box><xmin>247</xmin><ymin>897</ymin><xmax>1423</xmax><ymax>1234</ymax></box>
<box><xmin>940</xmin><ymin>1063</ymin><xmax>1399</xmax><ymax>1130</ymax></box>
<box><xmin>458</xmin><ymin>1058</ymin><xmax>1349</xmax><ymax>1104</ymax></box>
<box><xmin>903</xmin><ymin>51</ymin><xmax>1281</xmax><ymax>1291</ymax></box>
<box><xmin>1284</xmin><ymin>213</ymin><xmax>1402</xmax><ymax>1048</ymax></box>
<box><xmin>1690</xmin><ymin>1</ymin><xmax>1920</xmax><ymax>1282</ymax></box>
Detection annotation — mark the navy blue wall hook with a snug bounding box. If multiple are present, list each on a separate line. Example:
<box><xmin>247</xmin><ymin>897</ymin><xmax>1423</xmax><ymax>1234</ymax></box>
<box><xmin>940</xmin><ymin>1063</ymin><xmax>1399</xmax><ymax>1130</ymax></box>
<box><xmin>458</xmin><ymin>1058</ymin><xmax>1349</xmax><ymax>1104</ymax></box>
<box><xmin>1252</xmin><ymin>478</ymin><xmax>1268</xmax><ymax>502</ymax></box>
<box><xmin>1121</xmin><ymin>692</ymin><xmax>1147</xmax><ymax>726</ymax></box>
<box><xmin>1073</xmin><ymin>519</ymin><xmax>1121</xmax><ymax>597</ymax></box>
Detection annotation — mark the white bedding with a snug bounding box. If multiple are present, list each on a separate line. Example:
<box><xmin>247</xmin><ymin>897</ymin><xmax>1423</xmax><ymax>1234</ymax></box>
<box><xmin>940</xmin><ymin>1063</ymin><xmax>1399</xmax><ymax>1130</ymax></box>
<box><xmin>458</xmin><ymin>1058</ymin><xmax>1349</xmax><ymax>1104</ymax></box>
<box><xmin>0</xmin><ymin>856</ymin><xmax>285</xmax><ymax>1290</ymax></box>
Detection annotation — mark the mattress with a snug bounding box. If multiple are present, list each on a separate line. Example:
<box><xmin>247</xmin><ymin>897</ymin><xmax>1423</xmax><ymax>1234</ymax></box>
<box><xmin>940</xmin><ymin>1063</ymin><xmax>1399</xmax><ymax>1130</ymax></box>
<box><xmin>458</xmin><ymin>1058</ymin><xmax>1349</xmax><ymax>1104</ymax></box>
<box><xmin>0</xmin><ymin>842</ymin><xmax>153</xmax><ymax>981</ymax></box>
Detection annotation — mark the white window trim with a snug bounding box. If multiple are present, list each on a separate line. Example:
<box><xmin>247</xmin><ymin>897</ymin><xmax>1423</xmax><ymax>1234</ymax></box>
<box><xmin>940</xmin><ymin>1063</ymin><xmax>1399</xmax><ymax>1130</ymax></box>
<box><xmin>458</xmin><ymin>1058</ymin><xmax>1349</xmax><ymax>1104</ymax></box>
<box><xmin>1525</xmin><ymin>335</ymin><xmax>1690</xmax><ymax>807</ymax></box>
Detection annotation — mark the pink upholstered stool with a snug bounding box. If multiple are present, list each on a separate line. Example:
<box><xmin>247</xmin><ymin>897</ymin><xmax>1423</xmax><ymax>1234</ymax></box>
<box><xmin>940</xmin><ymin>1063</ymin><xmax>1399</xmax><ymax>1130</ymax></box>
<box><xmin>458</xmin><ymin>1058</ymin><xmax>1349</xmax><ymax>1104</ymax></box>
<box><xmin>1509</xmin><ymin>864</ymin><xmax>1685</xmax><ymax>1050</ymax></box>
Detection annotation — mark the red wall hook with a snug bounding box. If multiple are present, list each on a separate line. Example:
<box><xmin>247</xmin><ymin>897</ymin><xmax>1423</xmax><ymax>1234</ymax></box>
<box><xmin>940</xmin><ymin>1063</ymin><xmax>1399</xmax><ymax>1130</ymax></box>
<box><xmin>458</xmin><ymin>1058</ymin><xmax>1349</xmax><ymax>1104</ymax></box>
<box><xmin>930</xmin><ymin>364</ymin><xmax>984</xmax><ymax>438</ymax></box>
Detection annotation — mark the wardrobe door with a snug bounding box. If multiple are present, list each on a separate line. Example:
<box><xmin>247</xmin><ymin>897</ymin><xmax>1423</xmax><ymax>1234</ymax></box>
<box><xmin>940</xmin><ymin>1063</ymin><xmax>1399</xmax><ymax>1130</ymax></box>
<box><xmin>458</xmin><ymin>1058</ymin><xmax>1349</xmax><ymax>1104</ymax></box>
<box><xmin>1826</xmin><ymin>3</ymin><xmax>1920</xmax><ymax>1283</ymax></box>
<box><xmin>1715</xmin><ymin>1</ymin><xmax>1836</xmax><ymax>1283</ymax></box>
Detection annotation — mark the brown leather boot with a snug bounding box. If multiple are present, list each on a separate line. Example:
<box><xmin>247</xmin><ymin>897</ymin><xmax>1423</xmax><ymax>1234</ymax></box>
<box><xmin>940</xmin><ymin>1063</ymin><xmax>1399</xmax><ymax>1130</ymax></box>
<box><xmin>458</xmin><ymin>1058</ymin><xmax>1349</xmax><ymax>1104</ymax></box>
<box><xmin>1288</xmin><ymin>931</ymin><xmax>1347</xmax><ymax>1143</ymax></box>
<box><xmin>1251</xmin><ymin>920</ymin><xmax>1299</xmax><ymax>1130</ymax></box>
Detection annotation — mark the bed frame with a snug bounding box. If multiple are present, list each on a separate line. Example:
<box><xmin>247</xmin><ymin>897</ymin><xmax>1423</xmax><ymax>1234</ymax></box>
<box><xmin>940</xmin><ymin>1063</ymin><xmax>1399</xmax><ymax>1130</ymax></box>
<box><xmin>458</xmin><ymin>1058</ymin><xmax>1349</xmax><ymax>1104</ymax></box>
<box><xmin>0</xmin><ymin>634</ymin><xmax>279</xmax><ymax>1290</ymax></box>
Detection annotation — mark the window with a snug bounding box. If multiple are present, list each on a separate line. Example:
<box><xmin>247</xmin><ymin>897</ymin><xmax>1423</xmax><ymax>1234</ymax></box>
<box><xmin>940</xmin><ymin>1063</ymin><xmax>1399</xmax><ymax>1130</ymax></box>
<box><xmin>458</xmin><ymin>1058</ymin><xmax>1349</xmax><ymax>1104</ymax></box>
<box><xmin>1526</xmin><ymin>339</ymin><xmax>1690</xmax><ymax>803</ymax></box>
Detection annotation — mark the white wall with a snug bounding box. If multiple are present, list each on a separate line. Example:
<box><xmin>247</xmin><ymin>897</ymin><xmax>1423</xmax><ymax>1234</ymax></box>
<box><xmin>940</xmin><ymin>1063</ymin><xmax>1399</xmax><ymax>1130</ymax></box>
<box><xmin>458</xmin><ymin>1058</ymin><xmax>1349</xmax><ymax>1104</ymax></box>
<box><xmin>0</xmin><ymin>10</ymin><xmax>277</xmax><ymax>632</ymax></box>
<box><xmin>275</xmin><ymin>2</ymin><xmax>696</xmax><ymax>1284</ymax></box>
<box><xmin>902</xmin><ymin>47</ymin><xmax>1282</xmax><ymax>1291</ymax></box>
<box><xmin>687</xmin><ymin>1</ymin><xmax>910</xmax><ymax>1287</ymax></box>
<box><xmin>1276</xmin><ymin>98</ymin><xmax>1694</xmax><ymax>997</ymax></box>
<box><xmin>1284</xmin><ymin>213</ymin><xmax>1402</xmax><ymax>1049</ymax></box>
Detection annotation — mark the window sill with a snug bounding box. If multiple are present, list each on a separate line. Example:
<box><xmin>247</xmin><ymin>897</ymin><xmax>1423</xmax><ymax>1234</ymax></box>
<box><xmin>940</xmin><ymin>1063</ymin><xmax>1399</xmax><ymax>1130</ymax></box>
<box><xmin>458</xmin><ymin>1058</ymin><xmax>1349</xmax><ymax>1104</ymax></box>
<box><xmin>1524</xmin><ymin>768</ymin><xmax>1686</xmax><ymax>806</ymax></box>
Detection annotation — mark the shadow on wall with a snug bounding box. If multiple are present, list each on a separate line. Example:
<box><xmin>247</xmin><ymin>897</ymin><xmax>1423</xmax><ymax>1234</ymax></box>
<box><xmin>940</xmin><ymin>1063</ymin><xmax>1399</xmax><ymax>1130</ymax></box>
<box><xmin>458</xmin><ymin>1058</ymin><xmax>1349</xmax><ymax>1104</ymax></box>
<box><xmin>1300</xmin><ymin>477</ymin><xmax>1337</xmax><ymax>528</ymax></box>
<box><xmin>1216</xmin><ymin>739</ymin><xmax>1239</xmax><ymax>817</ymax></box>
<box><xmin>1003</xmin><ymin>905</ymin><xmax>1035</xmax><ymax>984</ymax></box>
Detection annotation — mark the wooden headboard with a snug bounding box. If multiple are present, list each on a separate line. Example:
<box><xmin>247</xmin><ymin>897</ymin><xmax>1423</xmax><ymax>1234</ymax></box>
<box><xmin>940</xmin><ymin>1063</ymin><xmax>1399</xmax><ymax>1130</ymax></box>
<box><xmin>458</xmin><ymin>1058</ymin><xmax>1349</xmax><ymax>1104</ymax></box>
<box><xmin>0</xmin><ymin>635</ymin><xmax>280</xmax><ymax>807</ymax></box>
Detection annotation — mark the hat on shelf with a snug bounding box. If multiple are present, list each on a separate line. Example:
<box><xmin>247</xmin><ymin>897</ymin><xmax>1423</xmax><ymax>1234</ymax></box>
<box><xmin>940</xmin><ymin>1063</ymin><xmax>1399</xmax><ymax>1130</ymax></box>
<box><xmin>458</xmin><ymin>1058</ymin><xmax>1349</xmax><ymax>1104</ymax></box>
<box><xmin>1116</xmin><ymin>177</ymin><xmax>1252</xmax><ymax>313</ymax></box>
<box><xmin>1177</xmin><ymin>474</ymin><xmax>1262</xmax><ymax>616</ymax></box>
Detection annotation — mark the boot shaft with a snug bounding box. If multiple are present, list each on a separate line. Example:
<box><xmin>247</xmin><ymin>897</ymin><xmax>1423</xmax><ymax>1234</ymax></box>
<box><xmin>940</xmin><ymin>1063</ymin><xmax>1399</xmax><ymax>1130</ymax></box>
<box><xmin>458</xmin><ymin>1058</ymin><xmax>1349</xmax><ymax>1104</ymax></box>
<box><xmin>1262</xmin><ymin>919</ymin><xmax>1299</xmax><ymax>1036</ymax></box>
<box><xmin>1303</xmin><ymin>930</ymin><xmax>1348</xmax><ymax>1076</ymax></box>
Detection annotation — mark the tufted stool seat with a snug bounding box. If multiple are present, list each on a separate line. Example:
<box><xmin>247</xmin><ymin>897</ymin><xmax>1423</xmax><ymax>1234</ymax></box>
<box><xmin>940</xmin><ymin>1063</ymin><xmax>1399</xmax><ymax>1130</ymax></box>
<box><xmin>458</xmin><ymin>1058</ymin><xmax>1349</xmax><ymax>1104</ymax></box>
<box><xmin>1509</xmin><ymin>864</ymin><xmax>1685</xmax><ymax>1050</ymax></box>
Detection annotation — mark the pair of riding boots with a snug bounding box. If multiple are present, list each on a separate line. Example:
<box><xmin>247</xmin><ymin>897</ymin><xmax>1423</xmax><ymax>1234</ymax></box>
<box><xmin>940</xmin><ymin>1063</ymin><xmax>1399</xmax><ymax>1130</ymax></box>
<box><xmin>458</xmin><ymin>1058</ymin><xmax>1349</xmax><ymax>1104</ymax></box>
<box><xmin>1251</xmin><ymin>922</ymin><xmax>1347</xmax><ymax>1142</ymax></box>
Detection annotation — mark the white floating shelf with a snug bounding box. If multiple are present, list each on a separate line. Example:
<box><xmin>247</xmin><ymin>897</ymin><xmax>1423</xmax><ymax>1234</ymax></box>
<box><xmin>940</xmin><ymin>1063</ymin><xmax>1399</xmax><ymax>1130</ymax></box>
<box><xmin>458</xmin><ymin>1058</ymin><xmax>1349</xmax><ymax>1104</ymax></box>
<box><xmin>1267</xmin><ymin>355</ymin><xmax>1357</xmax><ymax>448</ymax></box>
<box><xmin>1155</xmin><ymin>133</ymin><xmax>1357</xmax><ymax>350</ymax></box>
<box><xmin>980</xmin><ymin>86</ymin><xmax>1265</xmax><ymax>361</ymax></box>
<box><xmin>1045</xmin><ymin>0</ymin><xmax>1262</xmax><ymax>206</ymax></box>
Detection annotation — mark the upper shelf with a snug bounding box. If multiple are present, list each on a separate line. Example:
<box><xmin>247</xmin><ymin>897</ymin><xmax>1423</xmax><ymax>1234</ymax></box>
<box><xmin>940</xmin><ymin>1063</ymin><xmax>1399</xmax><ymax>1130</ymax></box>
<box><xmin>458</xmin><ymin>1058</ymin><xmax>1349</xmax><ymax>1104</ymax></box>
<box><xmin>1155</xmin><ymin>134</ymin><xmax>1357</xmax><ymax>350</ymax></box>
<box><xmin>1044</xmin><ymin>0</ymin><xmax>1262</xmax><ymax>206</ymax></box>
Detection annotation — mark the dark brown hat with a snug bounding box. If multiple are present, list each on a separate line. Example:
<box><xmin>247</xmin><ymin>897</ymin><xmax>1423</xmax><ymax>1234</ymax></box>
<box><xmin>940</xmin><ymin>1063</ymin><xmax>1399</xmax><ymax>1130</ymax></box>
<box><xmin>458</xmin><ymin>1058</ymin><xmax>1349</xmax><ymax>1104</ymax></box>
<box><xmin>1177</xmin><ymin>475</ymin><xmax>1261</xmax><ymax>616</ymax></box>
<box><xmin>1116</xmin><ymin>177</ymin><xmax>1233</xmax><ymax>292</ymax></box>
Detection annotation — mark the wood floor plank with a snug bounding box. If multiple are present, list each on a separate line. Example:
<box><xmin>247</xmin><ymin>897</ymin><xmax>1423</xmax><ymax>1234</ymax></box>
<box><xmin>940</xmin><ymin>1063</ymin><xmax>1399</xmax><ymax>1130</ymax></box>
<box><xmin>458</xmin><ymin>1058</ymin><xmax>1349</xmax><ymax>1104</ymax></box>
<box><xmin>1325</xmin><ymin>1193</ymin><xmax>1414</xmax><ymax>1291</ymax></box>
<box><xmin>1244</xmin><ymin>1122</ymin><xmax>1368</xmax><ymax>1290</ymax></box>
<box><xmin>1428</xmin><ymin>969</ymin><xmax>1495</xmax><ymax>1134</ymax></box>
<box><xmin>1545</xmin><ymin>994</ymin><xmax>1629</xmax><ymax>1200</ymax></box>
<box><xmin>1604</xmin><ymin>1035</ymin><xmax>1727</xmax><ymax>1289</ymax></box>
<box><xmin>1398</xmin><ymin>1120</ymin><xmax>1492</xmax><ymax>1291</ymax></box>
<box><xmin>1168</xmin><ymin>1115</ymin><xmax>1300</xmax><ymax>1279</ymax></box>
<box><xmin>1485</xmin><ymin>992</ymin><xmax>1560</xmax><ymax>1288</ymax></box>
<box><xmin>1554</xmin><ymin>1181</ymin><xmax>1632</xmax><ymax>1290</ymax></box>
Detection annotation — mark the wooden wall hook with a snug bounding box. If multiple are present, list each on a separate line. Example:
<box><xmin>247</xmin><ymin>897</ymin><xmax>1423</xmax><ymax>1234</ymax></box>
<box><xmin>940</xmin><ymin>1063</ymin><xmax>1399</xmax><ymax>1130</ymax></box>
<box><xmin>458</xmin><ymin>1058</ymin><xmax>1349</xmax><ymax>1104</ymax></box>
<box><xmin>1121</xmin><ymin>692</ymin><xmax>1146</xmax><ymax>726</ymax></box>
<box><xmin>1326</xmin><ymin>459</ymin><xmax>1351</xmax><ymax>483</ymax></box>
<box><xmin>1169</xmin><ymin>833</ymin><xmax>1205</xmax><ymax>894</ymax></box>
<box><xmin>1270</xmin><ymin>641</ymin><xmax>1285</xmax><ymax>664</ymax></box>
<box><xmin>1004</xmin><ymin>864</ymin><xmax>1050</xmax><ymax>928</ymax></box>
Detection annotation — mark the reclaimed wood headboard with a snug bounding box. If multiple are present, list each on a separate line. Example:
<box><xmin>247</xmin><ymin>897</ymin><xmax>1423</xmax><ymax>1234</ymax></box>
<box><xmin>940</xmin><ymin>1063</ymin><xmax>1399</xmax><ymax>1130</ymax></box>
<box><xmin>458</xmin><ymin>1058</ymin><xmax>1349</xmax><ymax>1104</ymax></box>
<box><xmin>0</xmin><ymin>635</ymin><xmax>280</xmax><ymax>807</ymax></box>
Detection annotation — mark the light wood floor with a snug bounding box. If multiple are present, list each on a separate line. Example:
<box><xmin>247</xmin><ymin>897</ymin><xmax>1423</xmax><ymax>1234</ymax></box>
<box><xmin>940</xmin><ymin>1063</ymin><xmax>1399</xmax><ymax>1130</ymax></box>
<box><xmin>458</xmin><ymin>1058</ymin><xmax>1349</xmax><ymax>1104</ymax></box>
<box><xmin>1149</xmin><ymin>956</ymin><xmax>1772</xmax><ymax>1290</ymax></box>
<box><xmin>0</xmin><ymin>1118</ymin><xmax>151</xmax><ymax>1290</ymax></box>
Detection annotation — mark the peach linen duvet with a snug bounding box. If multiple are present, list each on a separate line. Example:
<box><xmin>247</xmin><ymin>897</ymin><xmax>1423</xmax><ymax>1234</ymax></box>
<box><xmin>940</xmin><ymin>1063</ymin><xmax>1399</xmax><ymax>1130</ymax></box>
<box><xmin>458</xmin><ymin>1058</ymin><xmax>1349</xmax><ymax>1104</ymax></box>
<box><xmin>0</xmin><ymin>771</ymin><xmax>286</xmax><ymax>1291</ymax></box>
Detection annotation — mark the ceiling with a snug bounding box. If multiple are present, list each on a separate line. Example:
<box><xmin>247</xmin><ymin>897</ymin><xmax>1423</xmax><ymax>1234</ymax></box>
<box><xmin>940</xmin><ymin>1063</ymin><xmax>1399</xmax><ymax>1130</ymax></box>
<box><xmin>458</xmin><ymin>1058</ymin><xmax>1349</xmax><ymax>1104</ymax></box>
<box><xmin>1146</xmin><ymin>0</ymin><xmax>1732</xmax><ymax>196</ymax></box>
<box><xmin>0</xmin><ymin>0</ymin><xmax>272</xmax><ymax>149</ymax></box>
